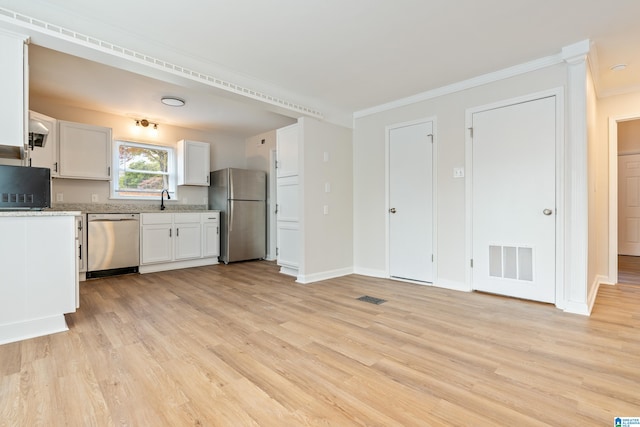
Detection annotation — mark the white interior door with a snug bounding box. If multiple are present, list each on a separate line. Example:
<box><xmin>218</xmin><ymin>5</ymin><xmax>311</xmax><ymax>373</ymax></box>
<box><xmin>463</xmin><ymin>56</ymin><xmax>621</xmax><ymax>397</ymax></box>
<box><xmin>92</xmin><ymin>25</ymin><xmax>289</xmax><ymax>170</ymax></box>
<box><xmin>389</xmin><ymin>121</ymin><xmax>433</xmax><ymax>283</ymax></box>
<box><xmin>471</xmin><ymin>96</ymin><xmax>556</xmax><ymax>303</ymax></box>
<box><xmin>618</xmin><ymin>153</ymin><xmax>640</xmax><ymax>255</ymax></box>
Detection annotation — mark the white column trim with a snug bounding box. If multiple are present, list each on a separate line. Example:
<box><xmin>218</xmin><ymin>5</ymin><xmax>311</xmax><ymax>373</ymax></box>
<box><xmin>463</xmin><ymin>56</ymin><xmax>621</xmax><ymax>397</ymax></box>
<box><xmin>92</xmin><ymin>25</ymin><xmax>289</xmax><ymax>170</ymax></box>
<box><xmin>562</xmin><ymin>41</ymin><xmax>591</xmax><ymax>315</ymax></box>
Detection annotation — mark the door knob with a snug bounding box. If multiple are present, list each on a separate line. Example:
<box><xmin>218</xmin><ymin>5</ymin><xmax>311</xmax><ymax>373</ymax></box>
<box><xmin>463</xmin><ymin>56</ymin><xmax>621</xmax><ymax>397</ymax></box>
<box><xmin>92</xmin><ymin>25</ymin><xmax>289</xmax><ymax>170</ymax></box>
<box><xmin>389</xmin><ymin>208</ymin><xmax>397</xmax><ymax>214</ymax></box>
<box><xmin>543</xmin><ymin>209</ymin><xmax>553</xmax><ymax>216</ymax></box>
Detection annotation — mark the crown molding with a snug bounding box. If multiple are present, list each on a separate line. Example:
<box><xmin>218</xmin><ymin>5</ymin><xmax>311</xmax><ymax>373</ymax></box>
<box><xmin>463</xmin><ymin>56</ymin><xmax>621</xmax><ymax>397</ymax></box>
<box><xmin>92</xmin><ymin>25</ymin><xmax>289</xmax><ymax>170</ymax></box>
<box><xmin>354</xmin><ymin>40</ymin><xmax>591</xmax><ymax>119</ymax></box>
<box><xmin>0</xmin><ymin>6</ymin><xmax>324</xmax><ymax>120</ymax></box>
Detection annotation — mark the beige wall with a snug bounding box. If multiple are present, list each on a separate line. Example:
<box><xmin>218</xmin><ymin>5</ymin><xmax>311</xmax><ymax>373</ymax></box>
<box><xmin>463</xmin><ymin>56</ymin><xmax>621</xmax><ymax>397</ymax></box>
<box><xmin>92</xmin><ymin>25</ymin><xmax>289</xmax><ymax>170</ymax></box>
<box><xmin>618</xmin><ymin>119</ymin><xmax>640</xmax><ymax>153</ymax></box>
<box><xmin>597</xmin><ymin>91</ymin><xmax>640</xmax><ymax>284</ymax></box>
<box><xmin>353</xmin><ymin>64</ymin><xmax>568</xmax><ymax>290</ymax></box>
<box><xmin>30</xmin><ymin>96</ymin><xmax>247</xmax><ymax>207</ymax></box>
<box><xmin>586</xmin><ymin>62</ymin><xmax>608</xmax><ymax>297</ymax></box>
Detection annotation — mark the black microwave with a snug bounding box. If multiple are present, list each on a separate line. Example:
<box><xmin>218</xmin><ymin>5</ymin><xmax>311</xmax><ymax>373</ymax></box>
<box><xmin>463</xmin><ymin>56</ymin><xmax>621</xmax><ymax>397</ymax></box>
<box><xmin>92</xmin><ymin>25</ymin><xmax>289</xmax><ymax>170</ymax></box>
<box><xmin>0</xmin><ymin>165</ymin><xmax>51</xmax><ymax>210</ymax></box>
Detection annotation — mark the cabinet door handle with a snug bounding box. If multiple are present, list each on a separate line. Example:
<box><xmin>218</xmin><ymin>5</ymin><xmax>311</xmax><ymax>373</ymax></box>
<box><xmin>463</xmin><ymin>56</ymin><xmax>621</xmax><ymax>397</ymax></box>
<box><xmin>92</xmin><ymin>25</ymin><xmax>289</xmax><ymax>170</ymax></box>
<box><xmin>54</xmin><ymin>162</ymin><xmax>58</xmax><ymax>172</ymax></box>
<box><xmin>169</xmin><ymin>229</ymin><xmax>172</xmax><ymax>237</ymax></box>
<box><xmin>107</xmin><ymin>166</ymin><xmax>111</xmax><ymax>177</ymax></box>
<box><xmin>177</xmin><ymin>228</ymin><xmax>179</xmax><ymax>237</ymax></box>
<box><xmin>216</xmin><ymin>226</ymin><xmax>219</xmax><ymax>235</ymax></box>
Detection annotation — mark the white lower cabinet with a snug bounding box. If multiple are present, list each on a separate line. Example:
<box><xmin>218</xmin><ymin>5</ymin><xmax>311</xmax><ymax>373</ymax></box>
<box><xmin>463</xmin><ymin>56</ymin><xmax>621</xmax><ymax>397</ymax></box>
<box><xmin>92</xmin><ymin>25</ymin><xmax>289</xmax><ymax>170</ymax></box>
<box><xmin>174</xmin><ymin>213</ymin><xmax>202</xmax><ymax>260</ymax></box>
<box><xmin>140</xmin><ymin>211</ymin><xmax>219</xmax><ymax>273</ymax></box>
<box><xmin>202</xmin><ymin>213</ymin><xmax>221</xmax><ymax>258</ymax></box>
<box><xmin>276</xmin><ymin>175</ymin><xmax>299</xmax><ymax>276</ymax></box>
<box><xmin>0</xmin><ymin>214</ymin><xmax>77</xmax><ymax>345</ymax></box>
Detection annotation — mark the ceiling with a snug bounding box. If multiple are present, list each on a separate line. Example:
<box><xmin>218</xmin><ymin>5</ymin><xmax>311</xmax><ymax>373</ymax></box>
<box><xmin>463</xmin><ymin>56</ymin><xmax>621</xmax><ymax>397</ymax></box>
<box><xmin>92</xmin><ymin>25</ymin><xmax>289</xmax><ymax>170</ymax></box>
<box><xmin>2</xmin><ymin>0</ymin><xmax>640</xmax><ymax>137</ymax></box>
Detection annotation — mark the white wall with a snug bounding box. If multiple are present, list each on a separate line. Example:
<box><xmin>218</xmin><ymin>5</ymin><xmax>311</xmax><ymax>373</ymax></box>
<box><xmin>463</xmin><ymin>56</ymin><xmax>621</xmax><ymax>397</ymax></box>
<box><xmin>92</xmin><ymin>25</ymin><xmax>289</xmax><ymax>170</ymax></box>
<box><xmin>30</xmin><ymin>96</ymin><xmax>247</xmax><ymax>207</ymax></box>
<box><xmin>246</xmin><ymin>129</ymin><xmax>279</xmax><ymax>260</ymax></box>
<box><xmin>353</xmin><ymin>64</ymin><xmax>568</xmax><ymax>290</ymax></box>
<box><xmin>299</xmin><ymin>117</ymin><xmax>353</xmax><ymax>281</ymax></box>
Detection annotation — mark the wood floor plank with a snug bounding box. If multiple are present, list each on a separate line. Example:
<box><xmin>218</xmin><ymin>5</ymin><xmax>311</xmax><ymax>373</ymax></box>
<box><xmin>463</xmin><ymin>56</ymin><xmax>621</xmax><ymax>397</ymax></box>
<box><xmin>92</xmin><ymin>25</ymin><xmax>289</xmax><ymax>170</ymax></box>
<box><xmin>2</xmin><ymin>260</ymin><xmax>640</xmax><ymax>425</ymax></box>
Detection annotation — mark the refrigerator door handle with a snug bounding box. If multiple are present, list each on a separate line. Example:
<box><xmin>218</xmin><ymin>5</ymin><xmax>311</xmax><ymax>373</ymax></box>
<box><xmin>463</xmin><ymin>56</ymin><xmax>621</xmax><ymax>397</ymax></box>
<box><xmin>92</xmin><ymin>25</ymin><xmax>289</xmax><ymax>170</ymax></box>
<box><xmin>229</xmin><ymin>201</ymin><xmax>234</xmax><ymax>231</ymax></box>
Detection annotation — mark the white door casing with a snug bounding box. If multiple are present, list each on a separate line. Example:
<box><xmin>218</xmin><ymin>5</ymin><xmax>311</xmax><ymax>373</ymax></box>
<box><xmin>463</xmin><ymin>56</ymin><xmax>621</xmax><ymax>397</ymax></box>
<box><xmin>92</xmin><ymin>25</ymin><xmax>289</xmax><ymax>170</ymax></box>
<box><xmin>618</xmin><ymin>153</ymin><xmax>640</xmax><ymax>256</ymax></box>
<box><xmin>388</xmin><ymin>120</ymin><xmax>434</xmax><ymax>283</ymax></box>
<box><xmin>470</xmin><ymin>96</ymin><xmax>556</xmax><ymax>303</ymax></box>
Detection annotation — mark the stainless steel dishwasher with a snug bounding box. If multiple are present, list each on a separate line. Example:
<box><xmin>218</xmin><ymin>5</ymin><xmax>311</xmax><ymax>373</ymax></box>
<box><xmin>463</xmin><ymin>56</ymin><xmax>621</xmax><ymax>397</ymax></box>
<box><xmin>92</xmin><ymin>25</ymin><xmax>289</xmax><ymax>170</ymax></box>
<box><xmin>87</xmin><ymin>213</ymin><xmax>140</xmax><ymax>278</ymax></box>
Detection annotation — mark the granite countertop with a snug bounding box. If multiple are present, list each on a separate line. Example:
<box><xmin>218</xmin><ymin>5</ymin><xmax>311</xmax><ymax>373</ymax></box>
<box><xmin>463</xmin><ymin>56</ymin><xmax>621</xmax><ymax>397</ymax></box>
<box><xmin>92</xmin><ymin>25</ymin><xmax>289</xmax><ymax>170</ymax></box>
<box><xmin>0</xmin><ymin>210</ymin><xmax>81</xmax><ymax>217</ymax></box>
<box><xmin>50</xmin><ymin>203</ymin><xmax>211</xmax><ymax>214</ymax></box>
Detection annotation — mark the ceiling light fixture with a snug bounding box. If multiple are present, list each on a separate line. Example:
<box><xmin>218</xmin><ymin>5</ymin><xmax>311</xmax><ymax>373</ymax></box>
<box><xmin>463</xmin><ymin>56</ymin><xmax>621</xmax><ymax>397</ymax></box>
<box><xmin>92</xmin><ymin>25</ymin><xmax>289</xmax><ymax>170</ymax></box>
<box><xmin>610</xmin><ymin>63</ymin><xmax>627</xmax><ymax>71</ymax></box>
<box><xmin>135</xmin><ymin>119</ymin><xmax>158</xmax><ymax>128</ymax></box>
<box><xmin>133</xmin><ymin>119</ymin><xmax>159</xmax><ymax>136</ymax></box>
<box><xmin>161</xmin><ymin>96</ymin><xmax>185</xmax><ymax>107</ymax></box>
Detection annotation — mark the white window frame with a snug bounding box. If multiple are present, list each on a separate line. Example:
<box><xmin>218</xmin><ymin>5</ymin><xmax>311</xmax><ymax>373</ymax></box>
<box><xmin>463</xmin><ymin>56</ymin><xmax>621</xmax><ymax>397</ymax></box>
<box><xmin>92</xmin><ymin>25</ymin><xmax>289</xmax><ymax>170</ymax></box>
<box><xmin>111</xmin><ymin>140</ymin><xmax>177</xmax><ymax>200</ymax></box>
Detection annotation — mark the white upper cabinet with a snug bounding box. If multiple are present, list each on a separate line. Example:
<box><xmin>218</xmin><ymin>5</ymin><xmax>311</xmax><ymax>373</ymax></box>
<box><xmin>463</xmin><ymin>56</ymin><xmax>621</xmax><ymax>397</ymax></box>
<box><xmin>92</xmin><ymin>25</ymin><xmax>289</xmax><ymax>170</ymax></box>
<box><xmin>28</xmin><ymin>111</ymin><xmax>58</xmax><ymax>175</ymax></box>
<box><xmin>58</xmin><ymin>120</ymin><xmax>112</xmax><ymax>180</ymax></box>
<box><xmin>276</xmin><ymin>124</ymin><xmax>298</xmax><ymax>178</ymax></box>
<box><xmin>0</xmin><ymin>31</ymin><xmax>27</xmax><ymax>159</ymax></box>
<box><xmin>177</xmin><ymin>139</ymin><xmax>210</xmax><ymax>186</ymax></box>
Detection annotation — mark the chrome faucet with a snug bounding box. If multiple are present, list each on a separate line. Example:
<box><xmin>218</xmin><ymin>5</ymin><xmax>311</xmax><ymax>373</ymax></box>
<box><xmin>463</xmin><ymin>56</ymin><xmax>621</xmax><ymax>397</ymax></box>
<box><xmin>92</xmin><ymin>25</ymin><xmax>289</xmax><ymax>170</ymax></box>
<box><xmin>160</xmin><ymin>189</ymin><xmax>170</xmax><ymax>210</ymax></box>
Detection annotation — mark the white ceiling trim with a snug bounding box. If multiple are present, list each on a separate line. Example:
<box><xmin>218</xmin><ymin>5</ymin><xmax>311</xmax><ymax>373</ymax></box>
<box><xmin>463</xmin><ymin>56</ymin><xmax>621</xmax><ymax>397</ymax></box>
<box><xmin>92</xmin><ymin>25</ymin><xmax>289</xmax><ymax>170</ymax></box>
<box><xmin>354</xmin><ymin>40</ymin><xmax>591</xmax><ymax>120</ymax></box>
<box><xmin>0</xmin><ymin>6</ymin><xmax>324</xmax><ymax>120</ymax></box>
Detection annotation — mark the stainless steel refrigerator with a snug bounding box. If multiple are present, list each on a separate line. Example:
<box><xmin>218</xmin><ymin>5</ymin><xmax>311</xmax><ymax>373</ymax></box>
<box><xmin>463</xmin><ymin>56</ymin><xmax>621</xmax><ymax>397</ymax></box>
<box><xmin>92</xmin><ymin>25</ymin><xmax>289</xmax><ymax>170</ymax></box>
<box><xmin>208</xmin><ymin>168</ymin><xmax>267</xmax><ymax>263</ymax></box>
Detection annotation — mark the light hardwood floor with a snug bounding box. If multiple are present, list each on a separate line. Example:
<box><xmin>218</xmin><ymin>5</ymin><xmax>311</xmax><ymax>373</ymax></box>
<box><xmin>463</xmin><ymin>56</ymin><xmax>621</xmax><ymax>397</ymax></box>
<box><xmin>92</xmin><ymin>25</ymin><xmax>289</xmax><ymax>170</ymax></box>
<box><xmin>1</xmin><ymin>261</ymin><xmax>639</xmax><ymax>426</ymax></box>
<box><xmin>619</xmin><ymin>255</ymin><xmax>640</xmax><ymax>285</ymax></box>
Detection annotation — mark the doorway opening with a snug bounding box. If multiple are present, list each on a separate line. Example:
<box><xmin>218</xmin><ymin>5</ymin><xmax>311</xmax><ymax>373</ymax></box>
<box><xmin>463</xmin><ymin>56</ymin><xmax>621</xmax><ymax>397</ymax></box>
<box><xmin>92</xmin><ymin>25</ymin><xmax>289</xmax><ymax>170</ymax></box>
<box><xmin>613</xmin><ymin>117</ymin><xmax>640</xmax><ymax>285</ymax></box>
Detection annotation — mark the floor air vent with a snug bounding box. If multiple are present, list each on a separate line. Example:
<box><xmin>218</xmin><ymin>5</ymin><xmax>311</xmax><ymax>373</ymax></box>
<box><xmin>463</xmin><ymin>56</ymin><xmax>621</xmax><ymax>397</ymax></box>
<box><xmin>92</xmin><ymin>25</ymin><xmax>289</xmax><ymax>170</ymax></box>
<box><xmin>357</xmin><ymin>295</ymin><xmax>387</xmax><ymax>305</ymax></box>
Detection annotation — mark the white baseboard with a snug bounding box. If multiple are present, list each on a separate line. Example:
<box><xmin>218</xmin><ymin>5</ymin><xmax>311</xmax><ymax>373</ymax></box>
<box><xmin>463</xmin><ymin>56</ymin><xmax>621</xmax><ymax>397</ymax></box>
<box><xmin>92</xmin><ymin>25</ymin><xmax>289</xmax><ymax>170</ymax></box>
<box><xmin>563</xmin><ymin>274</ymin><xmax>605</xmax><ymax>316</ymax></box>
<box><xmin>585</xmin><ymin>275</ymin><xmax>607</xmax><ymax>314</ymax></box>
<box><xmin>279</xmin><ymin>266</ymin><xmax>298</xmax><ymax>277</ymax></box>
<box><xmin>139</xmin><ymin>257</ymin><xmax>218</xmax><ymax>274</ymax></box>
<box><xmin>296</xmin><ymin>267</ymin><xmax>354</xmax><ymax>284</ymax></box>
<box><xmin>352</xmin><ymin>267</ymin><xmax>387</xmax><ymax>278</ymax></box>
<box><xmin>433</xmin><ymin>279</ymin><xmax>471</xmax><ymax>292</ymax></box>
<box><xmin>562</xmin><ymin>301</ymin><xmax>591</xmax><ymax>316</ymax></box>
<box><xmin>0</xmin><ymin>314</ymin><xmax>69</xmax><ymax>345</ymax></box>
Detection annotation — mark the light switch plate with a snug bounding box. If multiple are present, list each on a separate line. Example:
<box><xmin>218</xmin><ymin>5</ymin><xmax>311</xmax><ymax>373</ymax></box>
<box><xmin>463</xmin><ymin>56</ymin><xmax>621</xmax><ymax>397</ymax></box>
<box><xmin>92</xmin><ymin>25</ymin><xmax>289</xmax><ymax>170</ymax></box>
<box><xmin>453</xmin><ymin>167</ymin><xmax>465</xmax><ymax>178</ymax></box>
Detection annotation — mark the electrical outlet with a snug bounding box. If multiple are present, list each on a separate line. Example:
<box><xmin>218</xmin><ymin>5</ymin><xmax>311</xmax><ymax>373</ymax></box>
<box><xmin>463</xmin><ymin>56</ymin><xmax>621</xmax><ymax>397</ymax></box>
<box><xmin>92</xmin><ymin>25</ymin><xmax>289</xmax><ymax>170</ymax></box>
<box><xmin>325</xmin><ymin>182</ymin><xmax>331</xmax><ymax>193</ymax></box>
<box><xmin>56</xmin><ymin>193</ymin><xmax>63</xmax><ymax>202</ymax></box>
<box><xmin>323</xmin><ymin>205</ymin><xmax>329</xmax><ymax>215</ymax></box>
<box><xmin>453</xmin><ymin>167</ymin><xmax>465</xmax><ymax>178</ymax></box>
<box><xmin>91</xmin><ymin>194</ymin><xmax>98</xmax><ymax>203</ymax></box>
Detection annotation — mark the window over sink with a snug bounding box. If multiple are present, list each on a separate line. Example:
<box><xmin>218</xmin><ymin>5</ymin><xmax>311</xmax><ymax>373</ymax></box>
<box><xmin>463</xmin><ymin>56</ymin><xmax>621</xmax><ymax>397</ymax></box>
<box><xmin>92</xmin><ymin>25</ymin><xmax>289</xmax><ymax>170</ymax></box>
<box><xmin>111</xmin><ymin>140</ymin><xmax>176</xmax><ymax>200</ymax></box>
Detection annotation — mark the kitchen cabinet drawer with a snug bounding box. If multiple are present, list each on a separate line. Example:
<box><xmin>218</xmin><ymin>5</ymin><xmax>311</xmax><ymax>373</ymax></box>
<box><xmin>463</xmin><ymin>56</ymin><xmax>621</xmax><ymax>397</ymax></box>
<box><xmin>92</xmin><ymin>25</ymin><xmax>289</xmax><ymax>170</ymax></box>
<box><xmin>174</xmin><ymin>212</ymin><xmax>201</xmax><ymax>223</ymax></box>
<box><xmin>202</xmin><ymin>212</ymin><xmax>220</xmax><ymax>222</ymax></box>
<box><xmin>142</xmin><ymin>213</ymin><xmax>172</xmax><ymax>225</ymax></box>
